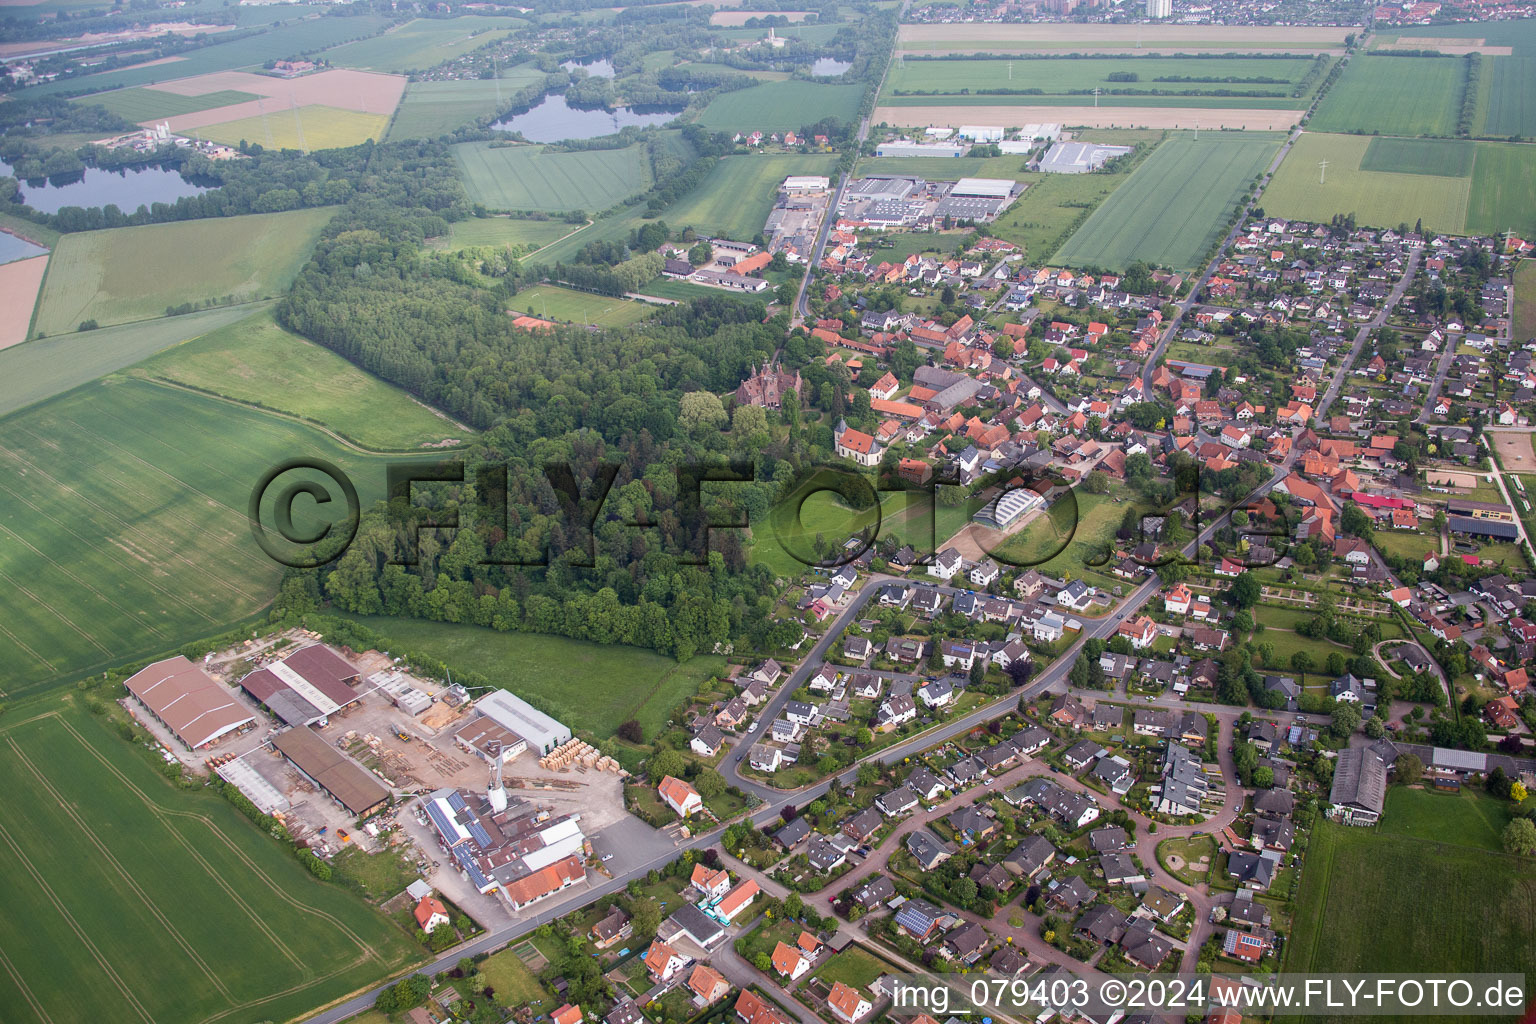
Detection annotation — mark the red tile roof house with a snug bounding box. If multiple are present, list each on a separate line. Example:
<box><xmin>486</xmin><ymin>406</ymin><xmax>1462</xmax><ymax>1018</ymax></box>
<box><xmin>658</xmin><ymin>775</ymin><xmax>703</xmax><ymax>817</ymax></box>
<box><xmin>644</xmin><ymin>939</ymin><xmax>688</xmax><ymax>981</ymax></box>
<box><xmin>553</xmin><ymin>1005</ymin><xmax>584</xmax><ymax>1024</ymax></box>
<box><xmin>688</xmin><ymin>964</ymin><xmax>730</xmax><ymax>1004</ymax></box>
<box><xmin>413</xmin><ymin>896</ymin><xmax>449</xmax><ymax>933</ymax></box>
<box><xmin>771</xmin><ymin>940</ymin><xmax>810</xmax><ymax>980</ymax></box>
<box><xmin>827</xmin><ymin>982</ymin><xmax>873</xmax><ymax>1024</ymax></box>
<box><xmin>714</xmin><ymin>878</ymin><xmax>760</xmax><ymax>922</ymax></box>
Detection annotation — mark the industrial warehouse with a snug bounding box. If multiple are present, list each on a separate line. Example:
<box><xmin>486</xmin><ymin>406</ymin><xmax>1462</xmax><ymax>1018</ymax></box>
<box><xmin>239</xmin><ymin>643</ymin><xmax>364</xmax><ymax>725</ymax></box>
<box><xmin>122</xmin><ymin>655</ymin><xmax>258</xmax><ymax>751</ymax></box>
<box><xmin>840</xmin><ymin>175</ymin><xmax>1023</xmax><ymax>228</ymax></box>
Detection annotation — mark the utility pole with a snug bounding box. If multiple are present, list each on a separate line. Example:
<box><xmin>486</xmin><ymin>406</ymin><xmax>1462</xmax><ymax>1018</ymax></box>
<box><xmin>1318</xmin><ymin>158</ymin><xmax>1329</xmax><ymax>184</ymax></box>
<box><xmin>1093</xmin><ymin>87</ymin><xmax>1100</xmax><ymax>107</ymax></box>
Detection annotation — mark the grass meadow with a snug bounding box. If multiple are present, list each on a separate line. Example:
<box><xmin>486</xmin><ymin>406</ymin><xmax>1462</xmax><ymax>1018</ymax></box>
<box><xmin>512</xmin><ymin>285</ymin><xmax>657</xmax><ymax>327</ymax></box>
<box><xmin>1515</xmin><ymin>259</ymin><xmax>1536</xmax><ymax>343</ymax></box>
<box><xmin>32</xmin><ymin>208</ymin><xmax>334</xmax><ymax>335</ymax></box>
<box><xmin>0</xmin><ymin>704</ymin><xmax>422</xmax><ymax>1022</ymax></box>
<box><xmin>434</xmin><ymin>215</ymin><xmax>578</xmax><ymax>252</ymax></box>
<box><xmin>452</xmin><ymin>141</ymin><xmax>652</xmax><ymax>211</ymax></box>
<box><xmin>319</xmin><ymin>16</ymin><xmax>526</xmax><ymax>72</ymax></box>
<box><xmin>884</xmin><ymin>55</ymin><xmax>1320</xmax><ymax>100</ymax></box>
<box><xmin>1307</xmin><ymin>54</ymin><xmax>1465</xmax><ymax>136</ymax></box>
<box><xmin>133</xmin><ymin>309</ymin><xmax>467</xmax><ymax>450</ymax></box>
<box><xmin>662</xmin><ymin>153</ymin><xmax>839</xmax><ymax>240</ymax></box>
<box><xmin>196</xmin><ymin>105</ymin><xmax>391</xmax><ymax>151</ymax></box>
<box><xmin>83</xmin><ymin>86</ymin><xmax>259</xmax><ymax>123</ymax></box>
<box><xmin>1260</xmin><ymin>132</ymin><xmax>1469</xmax><ymax>234</ymax></box>
<box><xmin>1284</xmin><ymin>796</ymin><xmax>1535</xmax><ymax>1023</ymax></box>
<box><xmin>696</xmin><ymin>80</ymin><xmax>865</xmax><ymax>132</ymax></box>
<box><xmin>386</xmin><ymin>65</ymin><xmax>547</xmax><ymax>140</ymax></box>
<box><xmin>1054</xmin><ymin>130</ymin><xmax>1280</xmax><ymax>271</ymax></box>
<box><xmin>0</xmin><ymin>377</ymin><xmax>439</xmax><ymax>695</ymax></box>
<box><xmin>335</xmin><ymin>615</ymin><xmax>728</xmax><ymax>740</ymax></box>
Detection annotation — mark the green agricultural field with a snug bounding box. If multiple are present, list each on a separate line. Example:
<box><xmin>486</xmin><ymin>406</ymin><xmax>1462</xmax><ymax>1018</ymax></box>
<box><xmin>32</xmin><ymin>208</ymin><xmax>333</xmax><ymax>336</ymax></box>
<box><xmin>884</xmin><ymin>55</ymin><xmax>1320</xmax><ymax>100</ymax></box>
<box><xmin>512</xmin><ymin>285</ymin><xmax>657</xmax><ymax>327</ymax></box>
<box><xmin>1307</xmin><ymin>54</ymin><xmax>1464</xmax><ymax>136</ymax></box>
<box><xmin>1360</xmin><ymin>135</ymin><xmax>1475</xmax><ymax>176</ymax></box>
<box><xmin>1382</xmin><ymin>19</ymin><xmax>1536</xmax><ymax>56</ymax></box>
<box><xmin>387</xmin><ymin>65</ymin><xmax>547</xmax><ymax>140</ymax></box>
<box><xmin>336</xmin><ymin>615</ymin><xmax>728</xmax><ymax>740</ymax></box>
<box><xmin>1284</xmin><ymin>817</ymin><xmax>1535</xmax><ymax>1023</ymax></box>
<box><xmin>435</xmin><ymin>215</ymin><xmax>579</xmax><ymax>253</ymax></box>
<box><xmin>81</xmin><ymin>86</ymin><xmax>259</xmax><ymax>123</ymax></box>
<box><xmin>197</xmin><ymin>105</ymin><xmax>391</xmax><ymax>152</ymax></box>
<box><xmin>1260</xmin><ymin>132</ymin><xmax>1469</xmax><ymax>234</ymax></box>
<box><xmin>134</xmin><ymin>309</ymin><xmax>468</xmax><ymax>450</ymax></box>
<box><xmin>1515</xmin><ymin>259</ymin><xmax>1536</xmax><ymax>344</ymax></box>
<box><xmin>1475</xmin><ymin>55</ymin><xmax>1536</xmax><ymax>137</ymax></box>
<box><xmin>696</xmin><ymin>80</ymin><xmax>865</xmax><ymax>132</ymax></box>
<box><xmin>1055</xmin><ymin>131</ymin><xmax>1280</xmax><ymax>271</ymax></box>
<box><xmin>0</xmin><ymin>704</ymin><xmax>422</xmax><ymax>1023</ymax></box>
<box><xmin>27</xmin><ymin>16</ymin><xmax>395</xmax><ymax>97</ymax></box>
<box><xmin>320</xmin><ymin>15</ymin><xmax>525</xmax><ymax>72</ymax></box>
<box><xmin>663</xmin><ymin>153</ymin><xmax>839</xmax><ymax>240</ymax></box>
<box><xmin>1464</xmin><ymin>141</ymin><xmax>1536</xmax><ymax>236</ymax></box>
<box><xmin>0</xmin><ymin>378</ymin><xmax>439</xmax><ymax>694</ymax></box>
<box><xmin>452</xmin><ymin>141</ymin><xmax>652</xmax><ymax>212</ymax></box>
<box><xmin>0</xmin><ymin>304</ymin><xmax>262</xmax><ymax>420</ymax></box>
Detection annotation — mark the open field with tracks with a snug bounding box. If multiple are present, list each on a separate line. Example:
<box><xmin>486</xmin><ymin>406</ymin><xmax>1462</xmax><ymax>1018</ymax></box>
<box><xmin>873</xmin><ymin>103</ymin><xmax>1302</xmax><ymax>130</ymax></box>
<box><xmin>198</xmin><ymin>105</ymin><xmax>390</xmax><ymax>151</ymax></box>
<box><xmin>335</xmin><ymin>615</ymin><xmax>728</xmax><ymax>741</ymax></box>
<box><xmin>0</xmin><ymin>703</ymin><xmax>421</xmax><ymax>1022</ymax></box>
<box><xmin>1463</xmin><ymin>141</ymin><xmax>1536</xmax><ymax>236</ymax></box>
<box><xmin>1055</xmin><ymin>131</ymin><xmax>1279</xmax><ymax>271</ymax></box>
<box><xmin>0</xmin><ymin>256</ymin><xmax>48</xmax><ymax>351</ymax></box>
<box><xmin>1515</xmin><ymin>259</ymin><xmax>1536</xmax><ymax>345</ymax></box>
<box><xmin>1306</xmin><ymin>54</ymin><xmax>1464</xmax><ymax>136</ymax></box>
<box><xmin>82</xmin><ymin>86</ymin><xmax>260</xmax><ymax>122</ymax></box>
<box><xmin>452</xmin><ymin>141</ymin><xmax>653</xmax><ymax>211</ymax></box>
<box><xmin>386</xmin><ymin>64</ymin><xmax>547</xmax><ymax>140</ymax></box>
<box><xmin>319</xmin><ymin>15</ymin><xmax>525</xmax><ymax>72</ymax></box>
<box><xmin>434</xmin><ymin>216</ymin><xmax>578</xmax><ymax>253</ymax></box>
<box><xmin>32</xmin><ymin>208</ymin><xmax>334</xmax><ymax>336</ymax></box>
<box><xmin>1260</xmin><ymin>133</ymin><xmax>1469</xmax><ymax>234</ymax></box>
<box><xmin>896</xmin><ymin>23</ymin><xmax>1350</xmax><ymax>54</ymax></box>
<box><xmin>511</xmin><ymin>285</ymin><xmax>657</xmax><ymax>328</ymax></box>
<box><xmin>662</xmin><ymin>153</ymin><xmax>838</xmax><ymax>240</ymax></box>
<box><xmin>696</xmin><ymin>79</ymin><xmax>865</xmax><ymax>132</ymax></box>
<box><xmin>133</xmin><ymin>309</ymin><xmax>468</xmax><ymax>451</ymax></box>
<box><xmin>134</xmin><ymin>69</ymin><xmax>405</xmax><ymax>135</ymax></box>
<box><xmin>0</xmin><ymin>377</ymin><xmax>438</xmax><ymax>694</ymax></box>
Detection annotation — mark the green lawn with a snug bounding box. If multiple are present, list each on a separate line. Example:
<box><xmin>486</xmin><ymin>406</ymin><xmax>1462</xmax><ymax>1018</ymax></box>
<box><xmin>1284</xmin><ymin>817</ymin><xmax>1536</xmax><ymax>1023</ymax></box>
<box><xmin>811</xmin><ymin>946</ymin><xmax>892</xmax><ymax>991</ymax></box>
<box><xmin>1261</xmin><ymin>132</ymin><xmax>1469</xmax><ymax>234</ymax></box>
<box><xmin>663</xmin><ymin>153</ymin><xmax>839</xmax><ymax>241</ymax></box>
<box><xmin>1054</xmin><ymin>131</ymin><xmax>1280</xmax><ymax>272</ymax></box>
<box><xmin>0</xmin><ymin>703</ymin><xmax>422</xmax><ymax>1022</ymax></box>
<box><xmin>1370</xmin><ymin>527</ymin><xmax>1435</xmax><ymax>563</ymax></box>
<box><xmin>320</xmin><ymin>15</ymin><xmax>526</xmax><ymax>72</ymax></box>
<box><xmin>388</xmin><ymin>65</ymin><xmax>549</xmax><ymax>141</ymax></box>
<box><xmin>696</xmin><ymin>80</ymin><xmax>865</xmax><ymax>133</ymax></box>
<box><xmin>0</xmin><ymin>378</ymin><xmax>440</xmax><ymax>696</ymax></box>
<box><xmin>32</xmin><ymin>208</ymin><xmax>336</xmax><ymax>336</ymax></box>
<box><xmin>1307</xmin><ymin>53</ymin><xmax>1465</xmax><ymax>136</ymax></box>
<box><xmin>1252</xmin><ymin>624</ymin><xmax>1351</xmax><ymax>670</ymax></box>
<box><xmin>452</xmin><ymin>141</ymin><xmax>655</xmax><ymax>212</ymax></box>
<box><xmin>1156</xmin><ymin>835</ymin><xmax>1216</xmax><ymax>885</ymax></box>
<box><xmin>478</xmin><ymin>946</ymin><xmax>556</xmax><ymax>1010</ymax></box>
<box><xmin>333</xmin><ymin>615</ymin><xmax>727</xmax><ymax>741</ymax></box>
<box><xmin>511</xmin><ymin>284</ymin><xmax>657</xmax><ymax>327</ymax></box>
<box><xmin>1376</xmin><ymin>786</ymin><xmax>1514</xmax><ymax>852</ymax></box>
<box><xmin>133</xmin><ymin>308</ymin><xmax>468</xmax><ymax>450</ymax></box>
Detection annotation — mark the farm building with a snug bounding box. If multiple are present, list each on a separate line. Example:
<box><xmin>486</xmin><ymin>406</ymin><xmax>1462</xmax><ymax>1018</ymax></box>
<box><xmin>476</xmin><ymin>689</ymin><xmax>572</xmax><ymax>755</ymax></box>
<box><xmin>239</xmin><ymin>643</ymin><xmax>362</xmax><ymax>727</ymax></box>
<box><xmin>271</xmin><ymin>726</ymin><xmax>391</xmax><ymax>818</ymax></box>
<box><xmin>122</xmin><ymin>655</ymin><xmax>258</xmax><ymax>751</ymax></box>
<box><xmin>1038</xmin><ymin>141</ymin><xmax>1133</xmax><ymax>174</ymax></box>
<box><xmin>421</xmin><ymin>786</ymin><xmax>588</xmax><ymax>900</ymax></box>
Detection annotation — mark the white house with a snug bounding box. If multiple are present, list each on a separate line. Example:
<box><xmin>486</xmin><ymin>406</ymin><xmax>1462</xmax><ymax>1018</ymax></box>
<box><xmin>930</xmin><ymin>547</ymin><xmax>963</xmax><ymax>580</ymax></box>
<box><xmin>1033</xmin><ymin>611</ymin><xmax>1066</xmax><ymax>643</ymax></box>
<box><xmin>969</xmin><ymin>559</ymin><xmax>1000</xmax><ymax>587</ymax></box>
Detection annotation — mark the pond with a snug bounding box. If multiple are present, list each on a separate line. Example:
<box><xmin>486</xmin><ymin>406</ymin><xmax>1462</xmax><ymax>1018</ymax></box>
<box><xmin>0</xmin><ymin>159</ymin><xmax>212</xmax><ymax>215</ymax></box>
<box><xmin>561</xmin><ymin>57</ymin><xmax>615</xmax><ymax>78</ymax></box>
<box><xmin>0</xmin><ymin>231</ymin><xmax>48</xmax><ymax>266</ymax></box>
<box><xmin>811</xmin><ymin>58</ymin><xmax>852</xmax><ymax>77</ymax></box>
<box><xmin>491</xmin><ymin>92</ymin><xmax>683</xmax><ymax>143</ymax></box>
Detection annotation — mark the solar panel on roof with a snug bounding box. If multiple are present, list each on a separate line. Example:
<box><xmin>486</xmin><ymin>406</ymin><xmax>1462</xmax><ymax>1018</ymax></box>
<box><xmin>467</xmin><ymin>820</ymin><xmax>495</xmax><ymax>849</ymax></box>
<box><xmin>448</xmin><ymin>791</ymin><xmax>469</xmax><ymax>812</ymax></box>
<box><xmin>426</xmin><ymin>801</ymin><xmax>461</xmax><ymax>844</ymax></box>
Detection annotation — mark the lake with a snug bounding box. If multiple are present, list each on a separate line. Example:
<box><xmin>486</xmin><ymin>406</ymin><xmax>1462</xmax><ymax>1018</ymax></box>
<box><xmin>491</xmin><ymin>92</ymin><xmax>683</xmax><ymax>142</ymax></box>
<box><xmin>0</xmin><ymin>231</ymin><xmax>48</xmax><ymax>265</ymax></box>
<box><xmin>0</xmin><ymin>159</ymin><xmax>212</xmax><ymax>215</ymax></box>
<box><xmin>561</xmin><ymin>58</ymin><xmax>615</xmax><ymax>78</ymax></box>
<box><xmin>811</xmin><ymin>58</ymin><xmax>852</xmax><ymax>76</ymax></box>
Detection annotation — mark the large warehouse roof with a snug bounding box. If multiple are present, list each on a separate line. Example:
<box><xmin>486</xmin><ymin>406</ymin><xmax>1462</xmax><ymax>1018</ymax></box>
<box><xmin>272</xmin><ymin>726</ymin><xmax>390</xmax><ymax>816</ymax></box>
<box><xmin>240</xmin><ymin>644</ymin><xmax>360</xmax><ymax>726</ymax></box>
<box><xmin>950</xmin><ymin>177</ymin><xmax>1014</xmax><ymax>199</ymax></box>
<box><xmin>123</xmin><ymin>656</ymin><xmax>256</xmax><ymax>750</ymax></box>
<box><xmin>478</xmin><ymin>690</ymin><xmax>572</xmax><ymax>754</ymax></box>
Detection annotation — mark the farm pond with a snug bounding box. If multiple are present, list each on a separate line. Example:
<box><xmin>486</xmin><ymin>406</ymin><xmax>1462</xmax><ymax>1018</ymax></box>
<box><xmin>491</xmin><ymin>92</ymin><xmax>683</xmax><ymax>142</ymax></box>
<box><xmin>1</xmin><ymin>159</ymin><xmax>214</xmax><ymax>215</ymax></box>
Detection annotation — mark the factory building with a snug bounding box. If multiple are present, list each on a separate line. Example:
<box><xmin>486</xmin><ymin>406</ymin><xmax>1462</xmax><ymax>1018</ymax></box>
<box><xmin>475</xmin><ymin>690</ymin><xmax>572</xmax><ymax>755</ymax></box>
<box><xmin>271</xmin><ymin>726</ymin><xmax>391</xmax><ymax>818</ymax></box>
<box><xmin>1037</xmin><ymin>141</ymin><xmax>1134</xmax><ymax>173</ymax></box>
<box><xmin>123</xmin><ymin>655</ymin><xmax>257</xmax><ymax>751</ymax></box>
<box><xmin>239</xmin><ymin>643</ymin><xmax>362</xmax><ymax>727</ymax></box>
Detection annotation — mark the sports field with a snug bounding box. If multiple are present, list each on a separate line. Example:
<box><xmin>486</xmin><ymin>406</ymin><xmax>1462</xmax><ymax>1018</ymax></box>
<box><xmin>511</xmin><ymin>285</ymin><xmax>656</xmax><ymax>327</ymax></box>
<box><xmin>0</xmin><ymin>704</ymin><xmax>422</xmax><ymax>1022</ymax></box>
<box><xmin>0</xmin><ymin>377</ymin><xmax>435</xmax><ymax>693</ymax></box>
<box><xmin>320</xmin><ymin>15</ymin><xmax>525</xmax><ymax>72</ymax></box>
<box><xmin>335</xmin><ymin>615</ymin><xmax>728</xmax><ymax>740</ymax></box>
<box><xmin>884</xmin><ymin>55</ymin><xmax>1320</xmax><ymax>100</ymax></box>
<box><xmin>663</xmin><ymin>153</ymin><xmax>838</xmax><ymax>240</ymax></box>
<box><xmin>987</xmin><ymin>490</ymin><xmax>1122</xmax><ymax>577</ymax></box>
<box><xmin>896</xmin><ymin>22</ymin><xmax>1351</xmax><ymax>53</ymax></box>
<box><xmin>1285</xmin><ymin>811</ymin><xmax>1535</xmax><ymax>1022</ymax></box>
<box><xmin>83</xmin><ymin>86</ymin><xmax>259</xmax><ymax>122</ymax></box>
<box><xmin>1306</xmin><ymin>54</ymin><xmax>1464</xmax><ymax>136</ymax></box>
<box><xmin>196</xmin><ymin>105</ymin><xmax>390</xmax><ymax>151</ymax></box>
<box><xmin>696</xmin><ymin>80</ymin><xmax>865</xmax><ymax>132</ymax></box>
<box><xmin>1260</xmin><ymin>133</ymin><xmax>1469</xmax><ymax>234</ymax></box>
<box><xmin>387</xmin><ymin>65</ymin><xmax>547</xmax><ymax>140</ymax></box>
<box><xmin>135</xmin><ymin>309</ymin><xmax>469</xmax><ymax>450</ymax></box>
<box><xmin>32</xmin><ymin>208</ymin><xmax>334</xmax><ymax>336</ymax></box>
<box><xmin>1055</xmin><ymin>131</ymin><xmax>1279</xmax><ymax>271</ymax></box>
<box><xmin>452</xmin><ymin>141</ymin><xmax>652</xmax><ymax>212</ymax></box>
